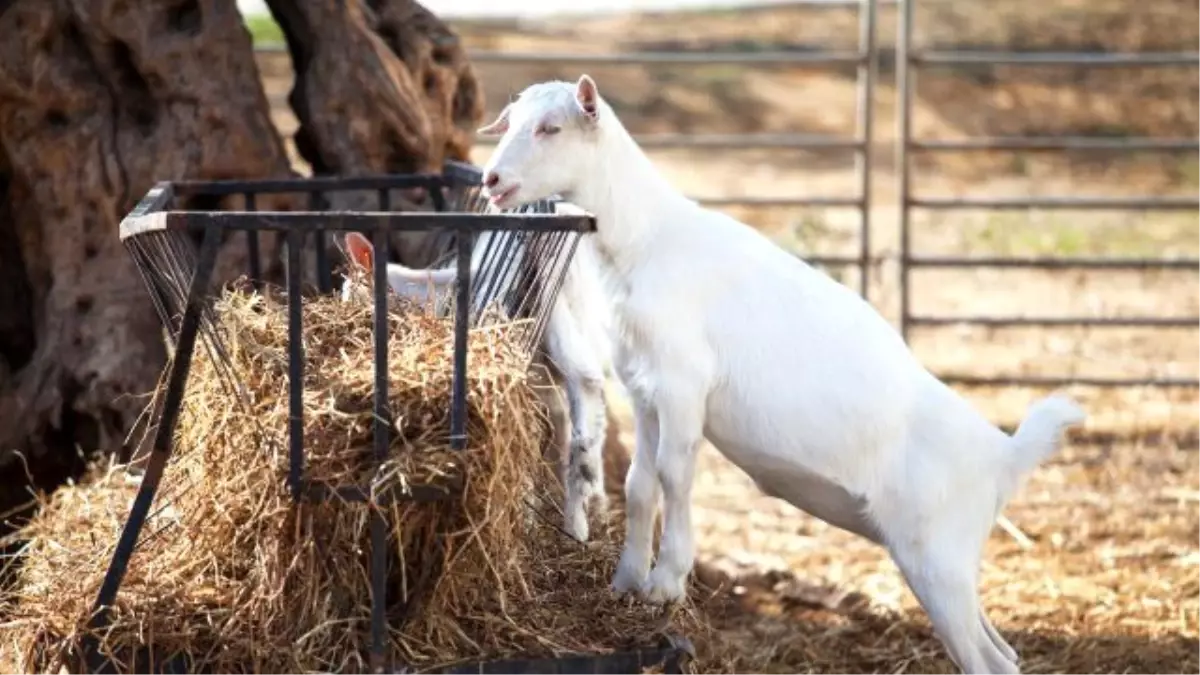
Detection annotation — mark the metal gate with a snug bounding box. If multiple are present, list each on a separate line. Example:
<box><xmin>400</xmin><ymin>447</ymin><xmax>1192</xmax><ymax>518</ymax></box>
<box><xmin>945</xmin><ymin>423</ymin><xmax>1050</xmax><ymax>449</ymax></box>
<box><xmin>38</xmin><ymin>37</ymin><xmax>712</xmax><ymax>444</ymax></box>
<box><xmin>257</xmin><ymin>2</ymin><xmax>880</xmax><ymax>295</ymax></box>
<box><xmin>253</xmin><ymin>0</ymin><xmax>1199</xmax><ymax>390</ymax></box>
<box><xmin>466</xmin><ymin>0</ymin><xmax>881</xmax><ymax>300</ymax></box>
<box><xmin>895</xmin><ymin>0</ymin><xmax>1199</xmax><ymax>389</ymax></box>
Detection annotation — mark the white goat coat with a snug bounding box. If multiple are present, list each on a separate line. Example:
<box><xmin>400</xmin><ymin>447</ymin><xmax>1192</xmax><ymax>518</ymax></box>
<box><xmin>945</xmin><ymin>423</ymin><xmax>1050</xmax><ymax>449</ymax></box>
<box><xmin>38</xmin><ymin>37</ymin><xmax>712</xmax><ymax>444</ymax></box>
<box><xmin>608</xmin><ymin>197</ymin><xmax>1040</xmax><ymax>542</ymax></box>
<box><xmin>479</xmin><ymin>77</ymin><xmax>1082</xmax><ymax>673</ymax></box>
<box><xmin>340</xmin><ymin>203</ymin><xmax>616</xmax><ymax>542</ymax></box>
<box><xmin>544</xmin><ymin>207</ymin><xmax>614</xmax><ymax>382</ymax></box>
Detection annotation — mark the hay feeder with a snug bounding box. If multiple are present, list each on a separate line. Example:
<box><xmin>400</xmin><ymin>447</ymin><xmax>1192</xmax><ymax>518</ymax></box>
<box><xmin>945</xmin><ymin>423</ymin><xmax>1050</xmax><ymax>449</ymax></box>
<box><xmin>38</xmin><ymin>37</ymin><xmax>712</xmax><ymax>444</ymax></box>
<box><xmin>80</xmin><ymin>161</ymin><xmax>695</xmax><ymax>673</ymax></box>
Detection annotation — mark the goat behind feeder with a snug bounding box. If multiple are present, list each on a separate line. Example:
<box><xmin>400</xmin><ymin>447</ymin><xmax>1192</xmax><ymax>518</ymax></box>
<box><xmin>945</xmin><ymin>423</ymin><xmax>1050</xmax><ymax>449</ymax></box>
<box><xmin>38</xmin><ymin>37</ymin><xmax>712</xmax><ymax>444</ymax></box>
<box><xmin>338</xmin><ymin>214</ymin><xmax>614</xmax><ymax>543</ymax></box>
<box><xmin>476</xmin><ymin>74</ymin><xmax>1086</xmax><ymax>675</ymax></box>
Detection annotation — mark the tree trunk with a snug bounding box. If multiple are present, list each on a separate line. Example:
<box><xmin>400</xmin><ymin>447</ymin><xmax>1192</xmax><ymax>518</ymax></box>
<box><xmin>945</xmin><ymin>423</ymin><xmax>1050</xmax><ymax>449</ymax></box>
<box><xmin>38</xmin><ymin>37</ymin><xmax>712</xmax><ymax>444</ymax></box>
<box><xmin>0</xmin><ymin>0</ymin><xmax>295</xmax><ymax>518</ymax></box>
<box><xmin>0</xmin><ymin>0</ymin><xmax>631</xmax><ymax>526</ymax></box>
<box><xmin>265</xmin><ymin>0</ymin><xmax>486</xmax><ymax>267</ymax></box>
<box><xmin>268</xmin><ymin>0</ymin><xmax>481</xmax><ymax>177</ymax></box>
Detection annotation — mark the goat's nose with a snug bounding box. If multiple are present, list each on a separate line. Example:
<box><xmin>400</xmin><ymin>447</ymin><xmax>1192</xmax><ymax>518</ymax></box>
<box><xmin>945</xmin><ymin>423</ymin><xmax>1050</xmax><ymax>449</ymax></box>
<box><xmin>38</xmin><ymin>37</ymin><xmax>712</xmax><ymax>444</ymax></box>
<box><xmin>483</xmin><ymin>171</ymin><xmax>500</xmax><ymax>189</ymax></box>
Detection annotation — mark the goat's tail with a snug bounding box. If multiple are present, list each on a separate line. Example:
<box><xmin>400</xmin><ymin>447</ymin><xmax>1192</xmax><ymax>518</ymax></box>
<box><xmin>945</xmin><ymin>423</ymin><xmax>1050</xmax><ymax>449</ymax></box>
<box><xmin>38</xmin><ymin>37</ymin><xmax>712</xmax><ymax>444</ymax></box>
<box><xmin>1005</xmin><ymin>394</ymin><xmax>1086</xmax><ymax>477</ymax></box>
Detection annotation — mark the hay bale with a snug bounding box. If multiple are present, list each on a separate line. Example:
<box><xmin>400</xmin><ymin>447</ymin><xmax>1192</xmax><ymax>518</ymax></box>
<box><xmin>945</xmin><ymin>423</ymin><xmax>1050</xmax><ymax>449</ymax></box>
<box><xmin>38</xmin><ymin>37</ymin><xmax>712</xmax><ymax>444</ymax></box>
<box><xmin>0</xmin><ymin>285</ymin><xmax>707</xmax><ymax>673</ymax></box>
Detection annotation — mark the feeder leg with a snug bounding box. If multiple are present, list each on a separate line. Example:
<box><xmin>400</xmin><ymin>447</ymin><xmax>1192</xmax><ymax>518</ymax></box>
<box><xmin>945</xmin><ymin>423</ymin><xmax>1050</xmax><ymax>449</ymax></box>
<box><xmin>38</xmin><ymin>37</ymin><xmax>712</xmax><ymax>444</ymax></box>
<box><xmin>85</xmin><ymin>226</ymin><xmax>221</xmax><ymax>667</ymax></box>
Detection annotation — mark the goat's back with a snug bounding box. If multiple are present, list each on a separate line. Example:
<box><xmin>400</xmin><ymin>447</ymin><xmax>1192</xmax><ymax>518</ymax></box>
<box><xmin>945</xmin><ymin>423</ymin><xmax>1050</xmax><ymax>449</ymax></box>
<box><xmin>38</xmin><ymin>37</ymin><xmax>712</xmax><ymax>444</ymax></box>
<box><xmin>625</xmin><ymin>206</ymin><xmax>1004</xmax><ymax>496</ymax></box>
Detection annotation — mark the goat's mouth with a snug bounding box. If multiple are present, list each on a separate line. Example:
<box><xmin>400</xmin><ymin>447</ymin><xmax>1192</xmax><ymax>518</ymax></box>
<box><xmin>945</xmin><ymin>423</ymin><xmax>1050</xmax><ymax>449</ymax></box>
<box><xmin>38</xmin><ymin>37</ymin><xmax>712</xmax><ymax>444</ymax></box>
<box><xmin>487</xmin><ymin>183</ymin><xmax>520</xmax><ymax>208</ymax></box>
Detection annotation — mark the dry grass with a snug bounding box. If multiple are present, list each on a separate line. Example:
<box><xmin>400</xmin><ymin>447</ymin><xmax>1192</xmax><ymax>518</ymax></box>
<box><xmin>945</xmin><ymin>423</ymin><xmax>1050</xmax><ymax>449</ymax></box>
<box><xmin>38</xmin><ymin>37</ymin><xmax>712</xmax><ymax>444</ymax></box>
<box><xmin>0</xmin><ymin>285</ymin><xmax>708</xmax><ymax>673</ymax></box>
<box><xmin>0</xmin><ymin>287</ymin><xmax>1193</xmax><ymax>673</ymax></box>
<box><xmin>4</xmin><ymin>281</ymin><xmax>1195</xmax><ymax>667</ymax></box>
<box><xmin>671</xmin><ymin>383</ymin><xmax>1200</xmax><ymax>674</ymax></box>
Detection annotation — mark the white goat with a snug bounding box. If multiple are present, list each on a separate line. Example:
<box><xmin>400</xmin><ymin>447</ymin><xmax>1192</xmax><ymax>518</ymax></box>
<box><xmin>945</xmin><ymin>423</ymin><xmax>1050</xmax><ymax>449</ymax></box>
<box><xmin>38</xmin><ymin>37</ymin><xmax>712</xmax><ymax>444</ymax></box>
<box><xmin>475</xmin><ymin>74</ymin><xmax>1086</xmax><ymax>675</ymax></box>
<box><xmin>338</xmin><ymin>210</ymin><xmax>614</xmax><ymax>542</ymax></box>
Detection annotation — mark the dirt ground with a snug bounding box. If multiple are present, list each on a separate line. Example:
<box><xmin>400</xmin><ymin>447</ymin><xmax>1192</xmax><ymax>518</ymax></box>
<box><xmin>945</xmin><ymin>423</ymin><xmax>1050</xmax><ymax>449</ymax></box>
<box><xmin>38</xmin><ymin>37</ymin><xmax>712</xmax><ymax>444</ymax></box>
<box><xmin>249</xmin><ymin>3</ymin><xmax>1198</xmax><ymax>671</ymax></box>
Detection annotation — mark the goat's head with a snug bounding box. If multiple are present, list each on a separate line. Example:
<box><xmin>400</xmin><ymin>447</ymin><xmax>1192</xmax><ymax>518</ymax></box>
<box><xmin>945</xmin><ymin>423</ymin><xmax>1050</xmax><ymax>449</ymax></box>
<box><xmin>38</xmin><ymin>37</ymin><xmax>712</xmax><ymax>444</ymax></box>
<box><xmin>339</xmin><ymin>232</ymin><xmax>457</xmax><ymax>314</ymax></box>
<box><xmin>478</xmin><ymin>75</ymin><xmax>608</xmax><ymax>209</ymax></box>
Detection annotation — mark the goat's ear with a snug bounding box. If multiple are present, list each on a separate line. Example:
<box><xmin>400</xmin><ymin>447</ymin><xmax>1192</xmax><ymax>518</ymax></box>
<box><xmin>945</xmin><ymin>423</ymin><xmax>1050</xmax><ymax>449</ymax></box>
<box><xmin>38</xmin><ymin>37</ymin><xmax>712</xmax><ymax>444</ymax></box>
<box><xmin>477</xmin><ymin>104</ymin><xmax>511</xmax><ymax>136</ymax></box>
<box><xmin>574</xmin><ymin>74</ymin><xmax>600</xmax><ymax>122</ymax></box>
<box><xmin>344</xmin><ymin>232</ymin><xmax>374</xmax><ymax>273</ymax></box>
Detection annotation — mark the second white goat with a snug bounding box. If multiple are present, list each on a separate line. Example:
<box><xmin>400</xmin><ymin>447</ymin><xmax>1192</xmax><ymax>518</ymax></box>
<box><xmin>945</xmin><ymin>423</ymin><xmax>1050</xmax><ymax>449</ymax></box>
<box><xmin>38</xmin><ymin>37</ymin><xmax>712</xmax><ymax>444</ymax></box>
<box><xmin>338</xmin><ymin>207</ymin><xmax>614</xmax><ymax>543</ymax></box>
<box><xmin>474</xmin><ymin>74</ymin><xmax>1086</xmax><ymax>675</ymax></box>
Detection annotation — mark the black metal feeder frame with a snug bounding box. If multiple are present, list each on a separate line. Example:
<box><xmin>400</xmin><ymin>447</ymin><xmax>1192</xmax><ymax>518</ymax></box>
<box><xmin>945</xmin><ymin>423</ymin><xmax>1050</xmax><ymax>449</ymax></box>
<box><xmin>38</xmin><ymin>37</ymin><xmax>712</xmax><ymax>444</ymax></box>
<box><xmin>83</xmin><ymin>160</ymin><xmax>694</xmax><ymax>674</ymax></box>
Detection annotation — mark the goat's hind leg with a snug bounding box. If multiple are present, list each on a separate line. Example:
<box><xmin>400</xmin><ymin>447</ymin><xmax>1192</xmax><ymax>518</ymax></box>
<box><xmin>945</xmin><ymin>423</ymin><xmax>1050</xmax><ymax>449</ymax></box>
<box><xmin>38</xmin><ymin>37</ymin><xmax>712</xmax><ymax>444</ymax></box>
<box><xmin>888</xmin><ymin>539</ymin><xmax>1019</xmax><ymax>674</ymax></box>
<box><xmin>980</xmin><ymin>610</ymin><xmax>1017</xmax><ymax>664</ymax></box>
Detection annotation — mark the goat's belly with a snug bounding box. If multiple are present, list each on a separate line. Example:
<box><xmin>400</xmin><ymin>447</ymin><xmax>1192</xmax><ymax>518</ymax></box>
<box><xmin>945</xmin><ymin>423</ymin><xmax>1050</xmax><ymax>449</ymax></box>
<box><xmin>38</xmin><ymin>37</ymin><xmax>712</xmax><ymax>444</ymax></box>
<box><xmin>703</xmin><ymin>424</ymin><xmax>882</xmax><ymax>543</ymax></box>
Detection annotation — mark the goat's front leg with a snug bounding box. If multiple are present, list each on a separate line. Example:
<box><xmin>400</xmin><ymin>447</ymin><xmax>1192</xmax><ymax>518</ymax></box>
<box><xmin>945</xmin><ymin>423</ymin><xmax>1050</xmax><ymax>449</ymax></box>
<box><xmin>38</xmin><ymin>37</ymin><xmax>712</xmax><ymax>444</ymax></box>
<box><xmin>612</xmin><ymin>400</ymin><xmax>660</xmax><ymax>593</ymax></box>
<box><xmin>638</xmin><ymin>385</ymin><xmax>704</xmax><ymax>605</ymax></box>
<box><xmin>560</xmin><ymin>370</ymin><xmax>608</xmax><ymax>540</ymax></box>
<box><xmin>544</xmin><ymin>302</ymin><xmax>608</xmax><ymax>541</ymax></box>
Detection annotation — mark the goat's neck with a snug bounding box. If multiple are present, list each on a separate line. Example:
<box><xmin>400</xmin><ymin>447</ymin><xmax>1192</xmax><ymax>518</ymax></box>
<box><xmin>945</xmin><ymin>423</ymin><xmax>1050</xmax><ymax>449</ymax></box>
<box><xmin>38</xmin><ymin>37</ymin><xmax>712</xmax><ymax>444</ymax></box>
<box><xmin>565</xmin><ymin>122</ymin><xmax>684</xmax><ymax>277</ymax></box>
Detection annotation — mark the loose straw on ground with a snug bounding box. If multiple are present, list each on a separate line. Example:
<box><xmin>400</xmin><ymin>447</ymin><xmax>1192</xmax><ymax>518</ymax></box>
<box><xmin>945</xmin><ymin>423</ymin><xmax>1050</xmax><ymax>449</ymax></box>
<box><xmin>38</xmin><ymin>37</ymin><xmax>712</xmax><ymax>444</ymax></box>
<box><xmin>0</xmin><ymin>284</ymin><xmax>708</xmax><ymax>673</ymax></box>
<box><xmin>3</xmin><ymin>284</ymin><xmax>1192</xmax><ymax>675</ymax></box>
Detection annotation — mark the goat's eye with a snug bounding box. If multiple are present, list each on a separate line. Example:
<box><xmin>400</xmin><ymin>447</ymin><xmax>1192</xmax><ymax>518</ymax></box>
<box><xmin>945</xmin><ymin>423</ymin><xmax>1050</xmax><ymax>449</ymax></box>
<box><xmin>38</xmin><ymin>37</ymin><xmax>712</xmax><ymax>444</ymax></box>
<box><xmin>537</xmin><ymin>123</ymin><xmax>561</xmax><ymax>136</ymax></box>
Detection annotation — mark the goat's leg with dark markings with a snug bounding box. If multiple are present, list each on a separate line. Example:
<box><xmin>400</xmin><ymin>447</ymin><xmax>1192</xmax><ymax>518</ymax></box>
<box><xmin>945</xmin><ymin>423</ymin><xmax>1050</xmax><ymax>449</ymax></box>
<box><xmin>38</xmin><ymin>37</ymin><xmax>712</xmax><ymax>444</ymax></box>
<box><xmin>544</xmin><ymin>297</ymin><xmax>608</xmax><ymax>542</ymax></box>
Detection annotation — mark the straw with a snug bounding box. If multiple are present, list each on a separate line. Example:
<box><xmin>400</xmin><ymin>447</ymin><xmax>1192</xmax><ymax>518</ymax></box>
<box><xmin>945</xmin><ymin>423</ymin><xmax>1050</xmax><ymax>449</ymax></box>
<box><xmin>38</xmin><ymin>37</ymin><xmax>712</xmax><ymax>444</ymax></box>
<box><xmin>0</xmin><ymin>284</ymin><xmax>707</xmax><ymax>673</ymax></box>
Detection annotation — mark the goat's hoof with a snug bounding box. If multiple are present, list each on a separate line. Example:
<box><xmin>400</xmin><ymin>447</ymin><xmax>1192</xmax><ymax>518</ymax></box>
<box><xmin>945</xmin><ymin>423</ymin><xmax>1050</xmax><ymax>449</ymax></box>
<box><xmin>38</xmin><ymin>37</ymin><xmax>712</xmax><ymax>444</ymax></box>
<box><xmin>565</xmin><ymin>512</ymin><xmax>589</xmax><ymax>543</ymax></box>
<box><xmin>610</xmin><ymin>556</ymin><xmax>649</xmax><ymax>595</ymax></box>
<box><xmin>639</xmin><ymin>567</ymin><xmax>687</xmax><ymax>605</ymax></box>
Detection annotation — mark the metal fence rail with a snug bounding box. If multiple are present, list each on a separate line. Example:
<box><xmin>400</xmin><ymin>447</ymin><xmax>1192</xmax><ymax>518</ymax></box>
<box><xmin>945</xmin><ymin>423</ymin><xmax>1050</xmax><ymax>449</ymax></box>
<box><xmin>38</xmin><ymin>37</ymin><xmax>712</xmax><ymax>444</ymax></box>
<box><xmin>466</xmin><ymin>6</ymin><xmax>880</xmax><ymax>298</ymax></box>
<box><xmin>896</xmin><ymin>0</ymin><xmax>1200</xmax><ymax>389</ymax></box>
<box><xmin>251</xmin><ymin>0</ymin><xmax>1200</xmax><ymax>390</ymax></box>
<box><xmin>253</xmin><ymin>0</ymin><xmax>880</xmax><ymax>299</ymax></box>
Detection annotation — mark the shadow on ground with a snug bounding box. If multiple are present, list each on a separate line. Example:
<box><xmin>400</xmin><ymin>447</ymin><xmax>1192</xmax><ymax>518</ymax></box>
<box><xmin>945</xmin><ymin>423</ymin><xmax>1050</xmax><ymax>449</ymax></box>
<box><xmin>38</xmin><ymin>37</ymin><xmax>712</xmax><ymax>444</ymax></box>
<box><xmin>694</xmin><ymin>569</ymin><xmax>1199</xmax><ymax>674</ymax></box>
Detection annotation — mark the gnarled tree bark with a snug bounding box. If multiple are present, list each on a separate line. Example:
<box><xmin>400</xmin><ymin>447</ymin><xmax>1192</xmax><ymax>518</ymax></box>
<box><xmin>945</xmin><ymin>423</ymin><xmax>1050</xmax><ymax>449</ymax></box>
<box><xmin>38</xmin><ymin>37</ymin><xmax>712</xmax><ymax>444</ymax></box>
<box><xmin>0</xmin><ymin>0</ymin><xmax>629</xmax><ymax>528</ymax></box>
<box><xmin>0</xmin><ymin>0</ymin><xmax>294</xmax><ymax>518</ymax></box>
<box><xmin>265</xmin><ymin>0</ymin><xmax>485</xmax><ymax>266</ymax></box>
<box><xmin>267</xmin><ymin>0</ymin><xmax>481</xmax><ymax>179</ymax></box>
